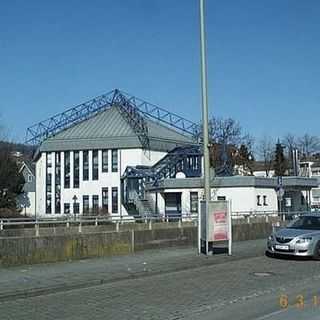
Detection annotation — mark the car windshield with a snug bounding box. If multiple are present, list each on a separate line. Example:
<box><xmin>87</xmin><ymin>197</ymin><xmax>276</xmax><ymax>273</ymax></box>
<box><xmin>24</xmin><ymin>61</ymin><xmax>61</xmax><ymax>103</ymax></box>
<box><xmin>287</xmin><ymin>216</ymin><xmax>320</xmax><ymax>230</ymax></box>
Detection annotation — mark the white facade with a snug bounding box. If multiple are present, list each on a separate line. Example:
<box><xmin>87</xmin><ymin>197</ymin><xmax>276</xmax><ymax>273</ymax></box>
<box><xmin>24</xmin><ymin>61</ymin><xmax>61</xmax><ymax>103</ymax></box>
<box><xmin>148</xmin><ymin>186</ymin><xmax>278</xmax><ymax>218</ymax></box>
<box><xmin>35</xmin><ymin>148</ymin><xmax>166</xmax><ymax>217</ymax></box>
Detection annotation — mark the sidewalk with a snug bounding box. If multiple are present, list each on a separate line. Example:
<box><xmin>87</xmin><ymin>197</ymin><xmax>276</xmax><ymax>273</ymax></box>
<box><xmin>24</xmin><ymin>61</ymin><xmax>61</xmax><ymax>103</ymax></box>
<box><xmin>0</xmin><ymin>239</ymin><xmax>266</xmax><ymax>301</ymax></box>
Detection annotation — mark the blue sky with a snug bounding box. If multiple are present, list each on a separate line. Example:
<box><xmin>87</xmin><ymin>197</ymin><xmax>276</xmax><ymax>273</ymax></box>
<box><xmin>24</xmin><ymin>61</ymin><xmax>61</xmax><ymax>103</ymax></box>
<box><xmin>1</xmin><ymin>0</ymin><xmax>319</xmax><ymax>143</ymax></box>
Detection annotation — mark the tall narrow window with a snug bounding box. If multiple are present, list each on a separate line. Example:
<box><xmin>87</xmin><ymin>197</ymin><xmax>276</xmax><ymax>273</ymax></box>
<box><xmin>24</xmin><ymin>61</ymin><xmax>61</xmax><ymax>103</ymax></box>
<box><xmin>64</xmin><ymin>203</ymin><xmax>70</xmax><ymax>214</ymax></box>
<box><xmin>92</xmin><ymin>150</ymin><xmax>99</xmax><ymax>180</ymax></box>
<box><xmin>83</xmin><ymin>195</ymin><xmax>89</xmax><ymax>214</ymax></box>
<box><xmin>257</xmin><ymin>195</ymin><xmax>261</xmax><ymax>206</ymax></box>
<box><xmin>64</xmin><ymin>151</ymin><xmax>70</xmax><ymax>188</ymax></box>
<box><xmin>102</xmin><ymin>150</ymin><xmax>108</xmax><ymax>172</ymax></box>
<box><xmin>46</xmin><ymin>152</ymin><xmax>52</xmax><ymax>214</ymax></box>
<box><xmin>83</xmin><ymin>151</ymin><xmax>89</xmax><ymax>181</ymax></box>
<box><xmin>74</xmin><ymin>151</ymin><xmax>80</xmax><ymax>188</ymax></box>
<box><xmin>112</xmin><ymin>187</ymin><xmax>118</xmax><ymax>213</ymax></box>
<box><xmin>92</xmin><ymin>195</ymin><xmax>99</xmax><ymax>214</ymax></box>
<box><xmin>102</xmin><ymin>188</ymin><xmax>108</xmax><ymax>213</ymax></box>
<box><xmin>190</xmin><ymin>192</ymin><xmax>198</xmax><ymax>213</ymax></box>
<box><xmin>263</xmin><ymin>195</ymin><xmax>268</xmax><ymax>206</ymax></box>
<box><xmin>55</xmin><ymin>152</ymin><xmax>61</xmax><ymax>214</ymax></box>
<box><xmin>112</xmin><ymin>149</ymin><xmax>118</xmax><ymax>172</ymax></box>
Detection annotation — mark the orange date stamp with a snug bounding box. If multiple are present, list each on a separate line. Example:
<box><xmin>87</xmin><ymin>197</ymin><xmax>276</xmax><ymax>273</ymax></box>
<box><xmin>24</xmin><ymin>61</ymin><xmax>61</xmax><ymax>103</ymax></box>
<box><xmin>279</xmin><ymin>294</ymin><xmax>320</xmax><ymax>310</ymax></box>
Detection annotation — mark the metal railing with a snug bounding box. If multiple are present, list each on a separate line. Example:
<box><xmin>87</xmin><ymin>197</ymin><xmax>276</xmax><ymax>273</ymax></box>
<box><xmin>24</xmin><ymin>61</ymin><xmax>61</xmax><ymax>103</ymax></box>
<box><xmin>0</xmin><ymin>210</ymin><xmax>315</xmax><ymax>235</ymax></box>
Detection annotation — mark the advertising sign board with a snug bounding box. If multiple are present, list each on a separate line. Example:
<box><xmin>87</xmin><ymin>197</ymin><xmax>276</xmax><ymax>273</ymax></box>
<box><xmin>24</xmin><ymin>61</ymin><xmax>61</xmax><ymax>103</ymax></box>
<box><xmin>199</xmin><ymin>200</ymin><xmax>232</xmax><ymax>255</ymax></box>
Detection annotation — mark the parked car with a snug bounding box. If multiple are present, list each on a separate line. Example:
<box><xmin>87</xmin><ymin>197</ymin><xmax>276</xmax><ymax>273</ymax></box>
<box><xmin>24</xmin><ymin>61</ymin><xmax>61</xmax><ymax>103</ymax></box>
<box><xmin>266</xmin><ymin>214</ymin><xmax>320</xmax><ymax>259</ymax></box>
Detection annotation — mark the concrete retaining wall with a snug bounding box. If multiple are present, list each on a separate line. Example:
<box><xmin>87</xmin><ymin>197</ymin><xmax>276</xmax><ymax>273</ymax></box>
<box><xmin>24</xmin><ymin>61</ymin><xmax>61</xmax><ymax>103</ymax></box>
<box><xmin>0</xmin><ymin>222</ymin><xmax>273</xmax><ymax>267</ymax></box>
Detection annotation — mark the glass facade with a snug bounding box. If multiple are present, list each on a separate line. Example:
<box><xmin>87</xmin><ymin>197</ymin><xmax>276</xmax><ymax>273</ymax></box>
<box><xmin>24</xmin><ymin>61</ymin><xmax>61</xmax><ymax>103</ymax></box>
<box><xmin>46</xmin><ymin>152</ymin><xmax>52</xmax><ymax>214</ymax></box>
<box><xmin>102</xmin><ymin>150</ymin><xmax>108</xmax><ymax>172</ymax></box>
<box><xmin>74</xmin><ymin>151</ymin><xmax>80</xmax><ymax>188</ymax></box>
<box><xmin>55</xmin><ymin>152</ymin><xmax>61</xmax><ymax>214</ymax></box>
<box><xmin>112</xmin><ymin>149</ymin><xmax>118</xmax><ymax>172</ymax></box>
<box><xmin>83</xmin><ymin>151</ymin><xmax>89</xmax><ymax>181</ymax></box>
<box><xmin>92</xmin><ymin>150</ymin><xmax>99</xmax><ymax>180</ymax></box>
<box><xmin>64</xmin><ymin>151</ymin><xmax>70</xmax><ymax>188</ymax></box>
<box><xmin>112</xmin><ymin>187</ymin><xmax>118</xmax><ymax>213</ymax></box>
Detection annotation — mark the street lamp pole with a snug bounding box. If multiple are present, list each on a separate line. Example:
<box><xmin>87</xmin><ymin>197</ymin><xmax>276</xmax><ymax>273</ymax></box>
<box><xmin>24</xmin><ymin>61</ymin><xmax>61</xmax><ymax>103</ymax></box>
<box><xmin>200</xmin><ymin>0</ymin><xmax>211</xmax><ymax>202</ymax></box>
<box><xmin>198</xmin><ymin>0</ymin><xmax>211</xmax><ymax>255</ymax></box>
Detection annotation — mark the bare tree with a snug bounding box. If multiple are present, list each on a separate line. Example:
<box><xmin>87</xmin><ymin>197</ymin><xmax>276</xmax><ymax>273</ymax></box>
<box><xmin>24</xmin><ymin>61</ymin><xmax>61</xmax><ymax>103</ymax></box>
<box><xmin>282</xmin><ymin>133</ymin><xmax>297</xmax><ymax>153</ymax></box>
<box><xmin>298</xmin><ymin>134</ymin><xmax>320</xmax><ymax>158</ymax></box>
<box><xmin>257</xmin><ymin>136</ymin><xmax>274</xmax><ymax>177</ymax></box>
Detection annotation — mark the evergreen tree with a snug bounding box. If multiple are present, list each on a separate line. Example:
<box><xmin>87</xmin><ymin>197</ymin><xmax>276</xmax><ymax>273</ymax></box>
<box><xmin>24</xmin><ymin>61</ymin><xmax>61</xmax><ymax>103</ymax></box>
<box><xmin>274</xmin><ymin>140</ymin><xmax>287</xmax><ymax>176</ymax></box>
<box><xmin>0</xmin><ymin>146</ymin><xmax>24</xmax><ymax>209</ymax></box>
<box><xmin>235</xmin><ymin>144</ymin><xmax>255</xmax><ymax>175</ymax></box>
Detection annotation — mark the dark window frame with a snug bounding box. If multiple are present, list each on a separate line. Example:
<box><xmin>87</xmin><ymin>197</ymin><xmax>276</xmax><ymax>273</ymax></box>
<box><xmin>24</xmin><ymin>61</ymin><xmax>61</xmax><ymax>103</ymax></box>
<box><xmin>92</xmin><ymin>150</ymin><xmax>99</xmax><ymax>180</ymax></box>
<box><xmin>83</xmin><ymin>195</ymin><xmax>89</xmax><ymax>214</ymax></box>
<box><xmin>257</xmin><ymin>195</ymin><xmax>261</xmax><ymax>206</ymax></box>
<box><xmin>102</xmin><ymin>150</ymin><xmax>108</xmax><ymax>173</ymax></box>
<box><xmin>112</xmin><ymin>187</ymin><xmax>118</xmax><ymax>213</ymax></box>
<box><xmin>74</xmin><ymin>151</ymin><xmax>80</xmax><ymax>188</ymax></box>
<box><xmin>92</xmin><ymin>195</ymin><xmax>99</xmax><ymax>214</ymax></box>
<box><xmin>64</xmin><ymin>151</ymin><xmax>70</xmax><ymax>189</ymax></box>
<box><xmin>190</xmin><ymin>192</ymin><xmax>198</xmax><ymax>213</ymax></box>
<box><xmin>64</xmin><ymin>203</ymin><xmax>70</xmax><ymax>214</ymax></box>
<box><xmin>83</xmin><ymin>151</ymin><xmax>89</xmax><ymax>181</ymax></box>
<box><xmin>112</xmin><ymin>149</ymin><xmax>118</xmax><ymax>172</ymax></box>
<box><xmin>102</xmin><ymin>187</ymin><xmax>108</xmax><ymax>212</ymax></box>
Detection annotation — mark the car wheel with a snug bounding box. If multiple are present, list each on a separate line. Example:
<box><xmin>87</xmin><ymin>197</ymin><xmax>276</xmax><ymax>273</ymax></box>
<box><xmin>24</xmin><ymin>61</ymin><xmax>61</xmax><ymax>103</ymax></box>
<box><xmin>265</xmin><ymin>250</ymin><xmax>274</xmax><ymax>258</ymax></box>
<box><xmin>313</xmin><ymin>242</ymin><xmax>320</xmax><ymax>260</ymax></box>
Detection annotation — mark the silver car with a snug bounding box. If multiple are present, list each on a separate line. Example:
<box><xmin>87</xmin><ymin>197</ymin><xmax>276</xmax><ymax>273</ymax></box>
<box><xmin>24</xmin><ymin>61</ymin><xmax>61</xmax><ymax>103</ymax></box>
<box><xmin>266</xmin><ymin>214</ymin><xmax>320</xmax><ymax>259</ymax></box>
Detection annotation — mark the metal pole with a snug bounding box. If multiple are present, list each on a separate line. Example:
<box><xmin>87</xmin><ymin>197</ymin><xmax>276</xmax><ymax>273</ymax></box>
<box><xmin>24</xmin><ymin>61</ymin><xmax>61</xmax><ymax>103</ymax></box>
<box><xmin>200</xmin><ymin>0</ymin><xmax>211</xmax><ymax>202</ymax></box>
<box><xmin>199</xmin><ymin>0</ymin><xmax>211</xmax><ymax>255</ymax></box>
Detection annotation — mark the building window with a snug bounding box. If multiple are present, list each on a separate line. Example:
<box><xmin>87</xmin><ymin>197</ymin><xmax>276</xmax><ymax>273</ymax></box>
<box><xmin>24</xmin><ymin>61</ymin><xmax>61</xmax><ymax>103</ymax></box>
<box><xmin>112</xmin><ymin>187</ymin><xmax>118</xmax><ymax>213</ymax></box>
<box><xmin>102</xmin><ymin>188</ymin><xmax>108</xmax><ymax>213</ymax></box>
<box><xmin>46</xmin><ymin>152</ymin><xmax>52</xmax><ymax>214</ymax></box>
<box><xmin>102</xmin><ymin>150</ymin><xmax>108</xmax><ymax>172</ymax></box>
<box><xmin>92</xmin><ymin>195</ymin><xmax>99</xmax><ymax>214</ymax></box>
<box><xmin>83</xmin><ymin>151</ymin><xmax>89</xmax><ymax>181</ymax></box>
<box><xmin>257</xmin><ymin>195</ymin><xmax>261</xmax><ymax>206</ymax></box>
<box><xmin>27</xmin><ymin>174</ymin><xmax>32</xmax><ymax>182</ymax></box>
<box><xmin>73</xmin><ymin>202</ymin><xmax>80</xmax><ymax>214</ymax></box>
<box><xmin>217</xmin><ymin>196</ymin><xmax>226</xmax><ymax>201</ymax></box>
<box><xmin>92</xmin><ymin>150</ymin><xmax>99</xmax><ymax>180</ymax></box>
<box><xmin>64</xmin><ymin>151</ymin><xmax>70</xmax><ymax>188</ymax></box>
<box><xmin>112</xmin><ymin>149</ymin><xmax>118</xmax><ymax>172</ymax></box>
<box><xmin>74</xmin><ymin>151</ymin><xmax>80</xmax><ymax>188</ymax></box>
<box><xmin>190</xmin><ymin>192</ymin><xmax>198</xmax><ymax>213</ymax></box>
<box><xmin>301</xmin><ymin>194</ymin><xmax>305</xmax><ymax>205</ymax></box>
<box><xmin>263</xmin><ymin>195</ymin><xmax>268</xmax><ymax>206</ymax></box>
<box><xmin>83</xmin><ymin>195</ymin><xmax>89</xmax><ymax>214</ymax></box>
<box><xmin>64</xmin><ymin>203</ymin><xmax>70</xmax><ymax>214</ymax></box>
<box><xmin>55</xmin><ymin>152</ymin><xmax>61</xmax><ymax>214</ymax></box>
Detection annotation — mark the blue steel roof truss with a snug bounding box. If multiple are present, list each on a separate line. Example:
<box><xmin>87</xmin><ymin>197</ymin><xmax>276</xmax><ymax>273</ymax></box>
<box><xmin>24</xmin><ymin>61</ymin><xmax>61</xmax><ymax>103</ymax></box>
<box><xmin>25</xmin><ymin>89</ymin><xmax>200</xmax><ymax>146</ymax></box>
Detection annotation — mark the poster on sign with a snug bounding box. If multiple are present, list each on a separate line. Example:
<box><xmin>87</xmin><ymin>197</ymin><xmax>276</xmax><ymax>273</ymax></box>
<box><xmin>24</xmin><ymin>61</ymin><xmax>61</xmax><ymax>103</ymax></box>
<box><xmin>208</xmin><ymin>201</ymin><xmax>229</xmax><ymax>242</ymax></box>
<box><xmin>213</xmin><ymin>210</ymin><xmax>228</xmax><ymax>241</ymax></box>
<box><xmin>199</xmin><ymin>200</ymin><xmax>232</xmax><ymax>255</ymax></box>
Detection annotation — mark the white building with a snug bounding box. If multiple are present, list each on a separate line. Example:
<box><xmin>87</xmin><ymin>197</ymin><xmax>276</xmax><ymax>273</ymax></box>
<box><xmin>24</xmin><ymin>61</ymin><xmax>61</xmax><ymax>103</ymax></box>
<box><xmin>32</xmin><ymin>103</ymin><xmax>195</xmax><ymax>218</ymax></box>
<box><xmin>299</xmin><ymin>160</ymin><xmax>320</xmax><ymax>209</ymax></box>
<box><xmin>26</xmin><ymin>90</ymin><xmax>319</xmax><ymax>218</ymax></box>
<box><xmin>17</xmin><ymin>160</ymin><xmax>36</xmax><ymax>216</ymax></box>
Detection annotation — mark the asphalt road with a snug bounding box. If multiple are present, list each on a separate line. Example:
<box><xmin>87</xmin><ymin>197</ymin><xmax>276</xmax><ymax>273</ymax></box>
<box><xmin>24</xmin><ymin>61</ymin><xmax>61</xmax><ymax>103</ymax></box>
<box><xmin>1</xmin><ymin>240</ymin><xmax>320</xmax><ymax>320</ymax></box>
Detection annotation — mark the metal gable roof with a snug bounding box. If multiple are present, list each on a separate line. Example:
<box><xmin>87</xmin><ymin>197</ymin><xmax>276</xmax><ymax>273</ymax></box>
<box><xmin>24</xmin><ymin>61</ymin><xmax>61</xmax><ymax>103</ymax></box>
<box><xmin>39</xmin><ymin>106</ymin><xmax>195</xmax><ymax>152</ymax></box>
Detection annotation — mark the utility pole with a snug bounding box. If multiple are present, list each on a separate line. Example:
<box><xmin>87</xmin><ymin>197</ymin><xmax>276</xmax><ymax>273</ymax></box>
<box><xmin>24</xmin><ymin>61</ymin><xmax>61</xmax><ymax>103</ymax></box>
<box><xmin>199</xmin><ymin>0</ymin><xmax>211</xmax><ymax>202</ymax></box>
